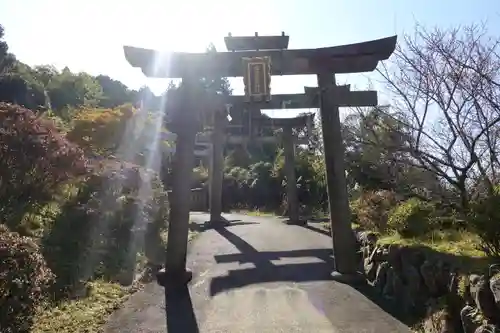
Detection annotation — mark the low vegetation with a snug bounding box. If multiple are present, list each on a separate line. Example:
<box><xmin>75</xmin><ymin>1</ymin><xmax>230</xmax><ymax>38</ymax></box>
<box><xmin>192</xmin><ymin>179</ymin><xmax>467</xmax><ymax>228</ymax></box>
<box><xmin>0</xmin><ymin>102</ymin><xmax>170</xmax><ymax>332</ymax></box>
<box><xmin>31</xmin><ymin>281</ymin><xmax>134</xmax><ymax>333</ymax></box>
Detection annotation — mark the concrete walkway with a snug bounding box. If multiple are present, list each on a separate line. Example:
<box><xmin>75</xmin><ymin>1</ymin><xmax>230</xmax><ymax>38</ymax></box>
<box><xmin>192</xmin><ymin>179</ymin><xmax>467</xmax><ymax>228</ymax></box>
<box><xmin>103</xmin><ymin>212</ymin><xmax>411</xmax><ymax>333</ymax></box>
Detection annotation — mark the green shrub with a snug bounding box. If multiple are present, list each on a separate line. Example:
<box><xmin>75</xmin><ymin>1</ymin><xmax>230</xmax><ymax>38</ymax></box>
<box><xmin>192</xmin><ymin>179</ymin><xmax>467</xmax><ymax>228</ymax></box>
<box><xmin>223</xmin><ymin>160</ymin><xmax>301</xmax><ymax>211</ymax></box>
<box><xmin>42</xmin><ymin>160</ymin><xmax>168</xmax><ymax>298</ymax></box>
<box><xmin>349</xmin><ymin>199</ymin><xmax>361</xmax><ymax>225</ymax></box>
<box><xmin>192</xmin><ymin>166</ymin><xmax>209</xmax><ymax>188</ymax></box>
<box><xmin>16</xmin><ymin>202</ymin><xmax>62</xmax><ymax>238</ymax></box>
<box><xmin>223</xmin><ymin>170</ymin><xmax>250</xmax><ymax>209</ymax></box>
<box><xmin>469</xmin><ymin>187</ymin><xmax>500</xmax><ymax>258</ymax></box>
<box><xmin>0</xmin><ymin>103</ymin><xmax>87</xmax><ymax>233</ymax></box>
<box><xmin>351</xmin><ymin>190</ymin><xmax>399</xmax><ymax>231</ymax></box>
<box><xmin>387</xmin><ymin>198</ymin><xmax>435</xmax><ymax>237</ymax></box>
<box><xmin>0</xmin><ymin>230</ymin><xmax>54</xmax><ymax>333</ymax></box>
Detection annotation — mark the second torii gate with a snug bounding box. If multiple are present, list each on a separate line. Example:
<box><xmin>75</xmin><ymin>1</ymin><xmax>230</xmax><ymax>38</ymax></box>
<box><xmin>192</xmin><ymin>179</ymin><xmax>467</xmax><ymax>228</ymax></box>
<box><xmin>204</xmin><ymin>85</ymin><xmax>377</xmax><ymax>225</ymax></box>
<box><xmin>204</xmin><ymin>112</ymin><xmax>315</xmax><ymax>225</ymax></box>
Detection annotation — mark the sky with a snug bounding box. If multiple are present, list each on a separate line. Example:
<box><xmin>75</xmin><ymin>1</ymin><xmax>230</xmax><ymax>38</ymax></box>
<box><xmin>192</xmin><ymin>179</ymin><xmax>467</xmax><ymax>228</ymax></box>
<box><xmin>1</xmin><ymin>0</ymin><xmax>500</xmax><ymax>118</ymax></box>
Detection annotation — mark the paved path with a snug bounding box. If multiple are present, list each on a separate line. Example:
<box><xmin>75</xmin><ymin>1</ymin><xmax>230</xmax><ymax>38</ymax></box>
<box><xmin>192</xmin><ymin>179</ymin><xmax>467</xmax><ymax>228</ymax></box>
<box><xmin>103</xmin><ymin>212</ymin><xmax>411</xmax><ymax>333</ymax></box>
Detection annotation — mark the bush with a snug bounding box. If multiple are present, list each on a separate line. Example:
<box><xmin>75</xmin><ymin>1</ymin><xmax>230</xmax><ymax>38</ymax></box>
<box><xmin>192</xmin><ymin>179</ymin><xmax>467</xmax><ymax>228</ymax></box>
<box><xmin>387</xmin><ymin>198</ymin><xmax>435</xmax><ymax>237</ymax></box>
<box><xmin>0</xmin><ymin>230</ymin><xmax>54</xmax><ymax>333</ymax></box>
<box><xmin>351</xmin><ymin>190</ymin><xmax>399</xmax><ymax>231</ymax></box>
<box><xmin>469</xmin><ymin>187</ymin><xmax>500</xmax><ymax>258</ymax></box>
<box><xmin>222</xmin><ymin>162</ymin><xmax>283</xmax><ymax>211</ymax></box>
<box><xmin>42</xmin><ymin>160</ymin><xmax>168</xmax><ymax>297</ymax></box>
<box><xmin>0</xmin><ymin>103</ymin><xmax>87</xmax><ymax>233</ymax></box>
<box><xmin>248</xmin><ymin>162</ymin><xmax>281</xmax><ymax>209</ymax></box>
<box><xmin>192</xmin><ymin>166</ymin><xmax>209</xmax><ymax>188</ymax></box>
<box><xmin>66</xmin><ymin>105</ymin><xmax>136</xmax><ymax>157</ymax></box>
<box><xmin>274</xmin><ymin>150</ymin><xmax>328</xmax><ymax>213</ymax></box>
<box><xmin>223</xmin><ymin>167</ymin><xmax>252</xmax><ymax>209</ymax></box>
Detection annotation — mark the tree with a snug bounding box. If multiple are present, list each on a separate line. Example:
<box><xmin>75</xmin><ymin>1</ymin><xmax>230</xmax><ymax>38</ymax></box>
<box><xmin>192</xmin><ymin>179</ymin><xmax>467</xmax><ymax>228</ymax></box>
<box><xmin>47</xmin><ymin>67</ymin><xmax>103</xmax><ymax>118</ymax></box>
<box><xmin>0</xmin><ymin>28</ymin><xmax>47</xmax><ymax>111</ymax></box>
<box><xmin>0</xmin><ymin>70</ymin><xmax>46</xmax><ymax>111</ymax></box>
<box><xmin>32</xmin><ymin>65</ymin><xmax>58</xmax><ymax>87</ymax></box>
<box><xmin>376</xmin><ymin>24</ymin><xmax>500</xmax><ymax>211</ymax></box>
<box><xmin>200</xmin><ymin>43</ymin><xmax>233</xmax><ymax>96</ymax></box>
<box><xmin>96</xmin><ymin>75</ymin><xmax>136</xmax><ymax>108</ymax></box>
<box><xmin>343</xmin><ymin>107</ymin><xmax>407</xmax><ymax>191</ymax></box>
<box><xmin>0</xmin><ymin>27</ymin><xmax>48</xmax><ymax>110</ymax></box>
<box><xmin>342</xmin><ymin>107</ymin><xmax>444</xmax><ymax>200</ymax></box>
<box><xmin>136</xmin><ymin>86</ymin><xmax>161</xmax><ymax>111</ymax></box>
<box><xmin>0</xmin><ymin>24</ymin><xmax>15</xmax><ymax>76</ymax></box>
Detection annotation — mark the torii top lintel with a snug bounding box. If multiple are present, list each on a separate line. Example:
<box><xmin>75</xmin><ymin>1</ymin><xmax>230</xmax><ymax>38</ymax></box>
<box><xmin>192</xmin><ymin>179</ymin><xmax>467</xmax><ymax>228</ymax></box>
<box><xmin>123</xmin><ymin>36</ymin><xmax>397</xmax><ymax>78</ymax></box>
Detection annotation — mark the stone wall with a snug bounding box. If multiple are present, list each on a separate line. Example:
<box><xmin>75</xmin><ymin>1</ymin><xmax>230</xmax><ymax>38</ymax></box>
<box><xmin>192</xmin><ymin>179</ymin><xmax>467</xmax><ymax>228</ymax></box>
<box><xmin>355</xmin><ymin>230</ymin><xmax>500</xmax><ymax>333</ymax></box>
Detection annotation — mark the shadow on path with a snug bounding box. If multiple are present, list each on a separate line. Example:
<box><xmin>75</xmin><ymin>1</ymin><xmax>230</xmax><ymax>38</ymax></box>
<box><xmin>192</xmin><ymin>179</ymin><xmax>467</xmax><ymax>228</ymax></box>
<box><xmin>208</xmin><ymin>223</ymin><xmax>403</xmax><ymax>323</ymax></box>
<box><xmin>209</xmin><ymin>226</ymin><xmax>334</xmax><ymax>296</ymax></box>
<box><xmin>189</xmin><ymin>220</ymin><xmax>258</xmax><ymax>233</ymax></box>
<box><xmin>163</xmin><ymin>218</ymin><xmax>258</xmax><ymax>333</ymax></box>
<box><xmin>164</xmin><ymin>285</ymin><xmax>199</xmax><ymax>333</ymax></box>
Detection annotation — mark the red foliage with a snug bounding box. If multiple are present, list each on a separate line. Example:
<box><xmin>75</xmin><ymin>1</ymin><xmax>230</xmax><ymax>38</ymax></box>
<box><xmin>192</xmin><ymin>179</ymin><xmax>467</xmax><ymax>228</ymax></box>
<box><xmin>0</xmin><ymin>103</ymin><xmax>88</xmax><ymax>228</ymax></box>
<box><xmin>0</xmin><ymin>229</ymin><xmax>54</xmax><ymax>333</ymax></box>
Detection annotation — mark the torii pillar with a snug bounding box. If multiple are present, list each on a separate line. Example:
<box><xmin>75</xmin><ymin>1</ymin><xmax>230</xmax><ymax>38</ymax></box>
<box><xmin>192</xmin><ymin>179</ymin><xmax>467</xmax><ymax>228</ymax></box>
<box><xmin>209</xmin><ymin>110</ymin><xmax>227</xmax><ymax>223</ymax></box>
<box><xmin>282</xmin><ymin>125</ymin><xmax>301</xmax><ymax>224</ymax></box>
<box><xmin>251</xmin><ymin>114</ymin><xmax>313</xmax><ymax>225</ymax></box>
<box><xmin>316</xmin><ymin>76</ymin><xmax>364</xmax><ymax>281</ymax></box>
<box><xmin>157</xmin><ymin>78</ymin><xmax>199</xmax><ymax>287</ymax></box>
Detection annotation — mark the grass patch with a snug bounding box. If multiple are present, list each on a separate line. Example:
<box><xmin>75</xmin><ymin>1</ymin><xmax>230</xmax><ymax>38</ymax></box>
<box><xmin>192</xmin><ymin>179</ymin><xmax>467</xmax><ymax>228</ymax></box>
<box><xmin>377</xmin><ymin>229</ymin><xmax>483</xmax><ymax>257</ymax></box>
<box><xmin>321</xmin><ymin>219</ymin><xmax>490</xmax><ymax>272</ymax></box>
<box><xmin>377</xmin><ymin>229</ymin><xmax>492</xmax><ymax>273</ymax></box>
<box><xmin>32</xmin><ymin>230</ymin><xmax>200</xmax><ymax>333</ymax></box>
<box><xmin>32</xmin><ymin>281</ymin><xmax>136</xmax><ymax>333</ymax></box>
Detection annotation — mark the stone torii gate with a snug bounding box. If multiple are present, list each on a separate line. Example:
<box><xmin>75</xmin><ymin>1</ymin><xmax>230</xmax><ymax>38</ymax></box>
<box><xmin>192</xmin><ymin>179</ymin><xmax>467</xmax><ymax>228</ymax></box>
<box><xmin>252</xmin><ymin>115</ymin><xmax>312</xmax><ymax>225</ymax></box>
<box><xmin>226</xmin><ymin>85</ymin><xmax>380</xmax><ymax>225</ymax></box>
<box><xmin>123</xmin><ymin>32</ymin><xmax>396</xmax><ymax>285</ymax></box>
<box><xmin>195</xmin><ymin>112</ymin><xmax>313</xmax><ymax>225</ymax></box>
<box><xmin>206</xmin><ymin>83</ymin><xmax>379</xmax><ymax>225</ymax></box>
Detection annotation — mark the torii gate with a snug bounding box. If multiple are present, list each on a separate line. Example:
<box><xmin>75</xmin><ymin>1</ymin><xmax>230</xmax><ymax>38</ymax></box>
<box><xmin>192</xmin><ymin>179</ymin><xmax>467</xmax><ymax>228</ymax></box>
<box><xmin>203</xmin><ymin>111</ymin><xmax>315</xmax><ymax>225</ymax></box>
<box><xmin>123</xmin><ymin>33</ymin><xmax>396</xmax><ymax>286</ymax></box>
<box><xmin>220</xmin><ymin>85</ymin><xmax>379</xmax><ymax>225</ymax></box>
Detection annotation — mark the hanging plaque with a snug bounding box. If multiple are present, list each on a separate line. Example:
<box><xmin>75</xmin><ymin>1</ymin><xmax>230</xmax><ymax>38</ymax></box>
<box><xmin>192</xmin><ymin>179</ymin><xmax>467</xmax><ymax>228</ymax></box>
<box><xmin>242</xmin><ymin>56</ymin><xmax>271</xmax><ymax>102</ymax></box>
